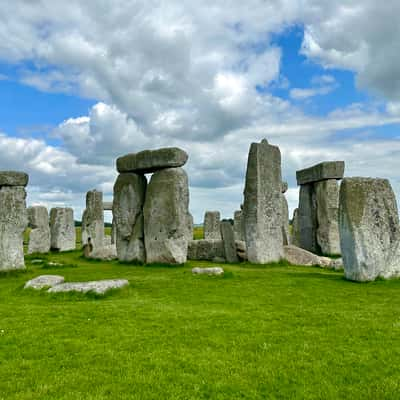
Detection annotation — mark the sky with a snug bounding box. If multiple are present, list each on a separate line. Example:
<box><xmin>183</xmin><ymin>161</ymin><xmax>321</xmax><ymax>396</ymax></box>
<box><xmin>0</xmin><ymin>0</ymin><xmax>400</xmax><ymax>223</ymax></box>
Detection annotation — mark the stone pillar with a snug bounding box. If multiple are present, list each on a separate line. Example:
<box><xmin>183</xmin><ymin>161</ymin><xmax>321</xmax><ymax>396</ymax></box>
<box><xmin>204</xmin><ymin>211</ymin><xmax>221</xmax><ymax>240</ymax></box>
<box><xmin>291</xmin><ymin>208</ymin><xmax>300</xmax><ymax>247</ymax></box>
<box><xmin>281</xmin><ymin>181</ymin><xmax>290</xmax><ymax>246</ymax></box>
<box><xmin>296</xmin><ymin>161</ymin><xmax>344</xmax><ymax>254</ymax></box>
<box><xmin>144</xmin><ymin>168</ymin><xmax>189</xmax><ymax>264</ymax></box>
<box><xmin>50</xmin><ymin>207</ymin><xmax>76</xmax><ymax>252</ymax></box>
<box><xmin>243</xmin><ymin>139</ymin><xmax>283</xmax><ymax>263</ymax></box>
<box><xmin>339</xmin><ymin>177</ymin><xmax>400</xmax><ymax>281</ymax></box>
<box><xmin>28</xmin><ymin>206</ymin><xmax>50</xmax><ymax>254</ymax></box>
<box><xmin>186</xmin><ymin>212</ymin><xmax>194</xmax><ymax>242</ymax></box>
<box><xmin>220</xmin><ymin>219</ymin><xmax>239</xmax><ymax>263</ymax></box>
<box><xmin>82</xmin><ymin>190</ymin><xmax>104</xmax><ymax>251</ymax></box>
<box><xmin>0</xmin><ymin>172</ymin><xmax>28</xmax><ymax>271</ymax></box>
<box><xmin>233</xmin><ymin>210</ymin><xmax>244</xmax><ymax>241</ymax></box>
<box><xmin>113</xmin><ymin>173</ymin><xmax>147</xmax><ymax>263</ymax></box>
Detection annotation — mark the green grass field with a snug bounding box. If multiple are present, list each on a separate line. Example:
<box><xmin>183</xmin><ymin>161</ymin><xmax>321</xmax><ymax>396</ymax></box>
<box><xmin>1</xmin><ymin>244</ymin><xmax>400</xmax><ymax>399</ymax></box>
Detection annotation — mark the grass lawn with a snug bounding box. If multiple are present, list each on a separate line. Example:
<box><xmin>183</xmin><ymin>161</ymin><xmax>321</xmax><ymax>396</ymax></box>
<box><xmin>1</xmin><ymin>249</ymin><xmax>400</xmax><ymax>399</ymax></box>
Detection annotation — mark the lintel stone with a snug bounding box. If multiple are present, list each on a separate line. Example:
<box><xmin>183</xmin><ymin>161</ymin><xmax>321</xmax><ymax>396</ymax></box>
<box><xmin>296</xmin><ymin>161</ymin><xmax>344</xmax><ymax>185</ymax></box>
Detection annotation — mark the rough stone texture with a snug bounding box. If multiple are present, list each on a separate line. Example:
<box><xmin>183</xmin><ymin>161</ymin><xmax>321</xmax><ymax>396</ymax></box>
<box><xmin>236</xmin><ymin>240</ymin><xmax>247</xmax><ymax>261</ymax></box>
<box><xmin>186</xmin><ymin>213</ymin><xmax>194</xmax><ymax>242</ymax></box>
<box><xmin>144</xmin><ymin>167</ymin><xmax>189</xmax><ymax>264</ymax></box>
<box><xmin>49</xmin><ymin>208</ymin><xmax>76</xmax><ymax>252</ymax></box>
<box><xmin>296</xmin><ymin>161</ymin><xmax>345</xmax><ymax>185</ymax></box>
<box><xmin>282</xmin><ymin>181</ymin><xmax>288</xmax><ymax>193</ymax></box>
<box><xmin>0</xmin><ymin>186</ymin><xmax>28</xmax><ymax>271</ymax></box>
<box><xmin>88</xmin><ymin>244</ymin><xmax>117</xmax><ymax>261</ymax></box>
<box><xmin>283</xmin><ymin>245</ymin><xmax>339</xmax><ymax>269</ymax></box>
<box><xmin>103</xmin><ymin>202</ymin><xmax>113</xmax><ymax>210</ymax></box>
<box><xmin>291</xmin><ymin>208</ymin><xmax>300</xmax><ymax>247</ymax></box>
<box><xmin>315</xmin><ymin>179</ymin><xmax>341</xmax><ymax>255</ymax></box>
<box><xmin>281</xmin><ymin>194</ymin><xmax>290</xmax><ymax>245</ymax></box>
<box><xmin>187</xmin><ymin>240</ymin><xmax>225</xmax><ymax>261</ymax></box>
<box><xmin>339</xmin><ymin>178</ymin><xmax>400</xmax><ymax>281</ymax></box>
<box><xmin>298</xmin><ymin>184</ymin><xmax>319</xmax><ymax>253</ymax></box>
<box><xmin>192</xmin><ymin>267</ymin><xmax>224</xmax><ymax>276</ymax></box>
<box><xmin>24</xmin><ymin>275</ymin><xmax>64</xmax><ymax>290</ymax></box>
<box><xmin>243</xmin><ymin>139</ymin><xmax>283</xmax><ymax>263</ymax></box>
<box><xmin>48</xmin><ymin>279</ymin><xmax>129</xmax><ymax>294</ymax></box>
<box><xmin>113</xmin><ymin>173</ymin><xmax>147</xmax><ymax>262</ymax></box>
<box><xmin>82</xmin><ymin>190</ymin><xmax>104</xmax><ymax>251</ymax></box>
<box><xmin>28</xmin><ymin>206</ymin><xmax>50</xmax><ymax>254</ymax></box>
<box><xmin>204</xmin><ymin>211</ymin><xmax>221</xmax><ymax>240</ymax></box>
<box><xmin>220</xmin><ymin>220</ymin><xmax>239</xmax><ymax>263</ymax></box>
<box><xmin>117</xmin><ymin>147</ymin><xmax>188</xmax><ymax>174</ymax></box>
<box><xmin>233</xmin><ymin>210</ymin><xmax>244</xmax><ymax>241</ymax></box>
<box><xmin>0</xmin><ymin>171</ymin><xmax>29</xmax><ymax>187</ymax></box>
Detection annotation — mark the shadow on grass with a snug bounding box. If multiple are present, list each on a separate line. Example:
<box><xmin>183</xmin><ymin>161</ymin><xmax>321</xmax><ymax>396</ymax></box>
<box><xmin>0</xmin><ymin>268</ymin><xmax>28</xmax><ymax>279</ymax></box>
<box><xmin>41</xmin><ymin>262</ymin><xmax>78</xmax><ymax>270</ymax></box>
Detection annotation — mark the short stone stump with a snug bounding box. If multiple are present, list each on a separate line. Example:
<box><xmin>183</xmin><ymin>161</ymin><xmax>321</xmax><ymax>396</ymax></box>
<box><xmin>192</xmin><ymin>267</ymin><xmax>224</xmax><ymax>276</ymax></box>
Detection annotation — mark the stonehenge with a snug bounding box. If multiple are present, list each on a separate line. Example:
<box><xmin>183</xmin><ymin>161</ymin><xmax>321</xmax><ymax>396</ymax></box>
<box><xmin>204</xmin><ymin>211</ymin><xmax>221</xmax><ymax>240</ymax></box>
<box><xmin>339</xmin><ymin>178</ymin><xmax>400</xmax><ymax>282</ymax></box>
<box><xmin>243</xmin><ymin>139</ymin><xmax>284</xmax><ymax>263</ymax></box>
<box><xmin>0</xmin><ymin>172</ymin><xmax>28</xmax><ymax>271</ymax></box>
<box><xmin>188</xmin><ymin>240</ymin><xmax>225</xmax><ymax>261</ymax></box>
<box><xmin>82</xmin><ymin>190</ymin><xmax>104</xmax><ymax>251</ymax></box>
<box><xmin>50</xmin><ymin>208</ymin><xmax>76</xmax><ymax>252</ymax></box>
<box><xmin>114</xmin><ymin>147</ymin><xmax>190</xmax><ymax>264</ymax></box>
<box><xmin>281</xmin><ymin>182</ymin><xmax>290</xmax><ymax>246</ymax></box>
<box><xmin>233</xmin><ymin>210</ymin><xmax>244</xmax><ymax>241</ymax></box>
<box><xmin>296</xmin><ymin>161</ymin><xmax>344</xmax><ymax>255</ymax></box>
<box><xmin>28</xmin><ymin>206</ymin><xmax>50</xmax><ymax>254</ymax></box>
<box><xmin>220</xmin><ymin>219</ymin><xmax>239</xmax><ymax>263</ymax></box>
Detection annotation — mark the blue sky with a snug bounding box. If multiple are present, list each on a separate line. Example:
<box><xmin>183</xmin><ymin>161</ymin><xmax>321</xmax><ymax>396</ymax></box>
<box><xmin>0</xmin><ymin>1</ymin><xmax>399</xmax><ymax>222</ymax></box>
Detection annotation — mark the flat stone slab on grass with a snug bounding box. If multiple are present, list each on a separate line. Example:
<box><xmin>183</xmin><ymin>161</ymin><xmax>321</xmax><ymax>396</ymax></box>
<box><xmin>48</xmin><ymin>279</ymin><xmax>129</xmax><ymax>295</ymax></box>
<box><xmin>117</xmin><ymin>147</ymin><xmax>188</xmax><ymax>174</ymax></box>
<box><xmin>296</xmin><ymin>161</ymin><xmax>345</xmax><ymax>185</ymax></box>
<box><xmin>24</xmin><ymin>275</ymin><xmax>65</xmax><ymax>290</ymax></box>
<box><xmin>0</xmin><ymin>171</ymin><xmax>29</xmax><ymax>187</ymax></box>
<box><xmin>192</xmin><ymin>267</ymin><xmax>224</xmax><ymax>276</ymax></box>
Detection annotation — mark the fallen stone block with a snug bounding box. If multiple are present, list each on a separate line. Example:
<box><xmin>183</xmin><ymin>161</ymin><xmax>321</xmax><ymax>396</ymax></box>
<box><xmin>48</xmin><ymin>279</ymin><xmax>129</xmax><ymax>295</ymax></box>
<box><xmin>192</xmin><ymin>267</ymin><xmax>224</xmax><ymax>276</ymax></box>
<box><xmin>24</xmin><ymin>275</ymin><xmax>65</xmax><ymax>290</ymax></box>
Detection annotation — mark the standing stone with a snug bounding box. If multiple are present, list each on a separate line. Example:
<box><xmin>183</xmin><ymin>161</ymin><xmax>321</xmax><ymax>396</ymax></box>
<box><xmin>187</xmin><ymin>240</ymin><xmax>225</xmax><ymax>261</ymax></box>
<box><xmin>298</xmin><ymin>184</ymin><xmax>318</xmax><ymax>253</ymax></box>
<box><xmin>339</xmin><ymin>178</ymin><xmax>400</xmax><ymax>282</ymax></box>
<box><xmin>0</xmin><ymin>185</ymin><xmax>28</xmax><ymax>271</ymax></box>
<box><xmin>220</xmin><ymin>219</ymin><xmax>239</xmax><ymax>263</ymax></box>
<box><xmin>50</xmin><ymin>208</ymin><xmax>76</xmax><ymax>252</ymax></box>
<box><xmin>186</xmin><ymin>213</ymin><xmax>194</xmax><ymax>242</ymax></box>
<box><xmin>281</xmin><ymin>196</ymin><xmax>290</xmax><ymax>246</ymax></box>
<box><xmin>113</xmin><ymin>173</ymin><xmax>147</xmax><ymax>263</ymax></box>
<box><xmin>28</xmin><ymin>206</ymin><xmax>50</xmax><ymax>254</ymax></box>
<box><xmin>234</xmin><ymin>210</ymin><xmax>244</xmax><ymax>241</ymax></box>
<box><xmin>243</xmin><ymin>139</ymin><xmax>283</xmax><ymax>263</ymax></box>
<box><xmin>291</xmin><ymin>208</ymin><xmax>300</xmax><ymax>247</ymax></box>
<box><xmin>315</xmin><ymin>179</ymin><xmax>340</xmax><ymax>255</ymax></box>
<box><xmin>81</xmin><ymin>190</ymin><xmax>104</xmax><ymax>251</ymax></box>
<box><xmin>204</xmin><ymin>211</ymin><xmax>221</xmax><ymax>240</ymax></box>
<box><xmin>144</xmin><ymin>168</ymin><xmax>189</xmax><ymax>264</ymax></box>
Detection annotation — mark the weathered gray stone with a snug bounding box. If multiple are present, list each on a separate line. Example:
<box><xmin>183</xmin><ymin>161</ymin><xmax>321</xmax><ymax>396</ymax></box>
<box><xmin>82</xmin><ymin>190</ymin><xmax>104</xmax><ymax>252</ymax></box>
<box><xmin>88</xmin><ymin>244</ymin><xmax>117</xmax><ymax>261</ymax></box>
<box><xmin>220</xmin><ymin>219</ymin><xmax>239</xmax><ymax>263</ymax></box>
<box><xmin>204</xmin><ymin>211</ymin><xmax>221</xmax><ymax>240</ymax></box>
<box><xmin>117</xmin><ymin>147</ymin><xmax>188</xmax><ymax>174</ymax></box>
<box><xmin>144</xmin><ymin>168</ymin><xmax>189</xmax><ymax>264</ymax></box>
<box><xmin>284</xmin><ymin>245</ymin><xmax>327</xmax><ymax>267</ymax></box>
<box><xmin>236</xmin><ymin>240</ymin><xmax>247</xmax><ymax>261</ymax></box>
<box><xmin>298</xmin><ymin>184</ymin><xmax>319</xmax><ymax>253</ymax></box>
<box><xmin>282</xmin><ymin>181</ymin><xmax>288</xmax><ymax>193</ymax></box>
<box><xmin>49</xmin><ymin>208</ymin><xmax>76</xmax><ymax>252</ymax></box>
<box><xmin>48</xmin><ymin>279</ymin><xmax>129</xmax><ymax>294</ymax></box>
<box><xmin>291</xmin><ymin>208</ymin><xmax>300</xmax><ymax>247</ymax></box>
<box><xmin>28</xmin><ymin>206</ymin><xmax>50</xmax><ymax>254</ymax></box>
<box><xmin>315</xmin><ymin>179</ymin><xmax>340</xmax><ymax>255</ymax></box>
<box><xmin>233</xmin><ymin>210</ymin><xmax>244</xmax><ymax>241</ymax></box>
<box><xmin>113</xmin><ymin>173</ymin><xmax>147</xmax><ymax>263</ymax></box>
<box><xmin>0</xmin><ymin>186</ymin><xmax>28</xmax><ymax>270</ymax></box>
<box><xmin>24</xmin><ymin>275</ymin><xmax>64</xmax><ymax>290</ymax></box>
<box><xmin>339</xmin><ymin>177</ymin><xmax>400</xmax><ymax>281</ymax></box>
<box><xmin>192</xmin><ymin>267</ymin><xmax>224</xmax><ymax>276</ymax></box>
<box><xmin>296</xmin><ymin>161</ymin><xmax>345</xmax><ymax>185</ymax></box>
<box><xmin>103</xmin><ymin>202</ymin><xmax>113</xmax><ymax>210</ymax></box>
<box><xmin>281</xmin><ymin>194</ymin><xmax>290</xmax><ymax>245</ymax></box>
<box><xmin>243</xmin><ymin>139</ymin><xmax>283</xmax><ymax>263</ymax></box>
<box><xmin>187</xmin><ymin>240</ymin><xmax>225</xmax><ymax>261</ymax></box>
<box><xmin>0</xmin><ymin>171</ymin><xmax>29</xmax><ymax>187</ymax></box>
<box><xmin>186</xmin><ymin>213</ymin><xmax>194</xmax><ymax>242</ymax></box>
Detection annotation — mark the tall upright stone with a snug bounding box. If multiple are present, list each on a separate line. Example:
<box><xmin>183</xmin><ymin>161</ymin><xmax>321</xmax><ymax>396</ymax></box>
<box><xmin>186</xmin><ymin>213</ymin><xmax>194</xmax><ymax>242</ymax></box>
<box><xmin>204</xmin><ymin>211</ymin><xmax>221</xmax><ymax>240</ymax></box>
<box><xmin>220</xmin><ymin>219</ymin><xmax>239</xmax><ymax>263</ymax></box>
<box><xmin>82</xmin><ymin>190</ymin><xmax>104</xmax><ymax>251</ymax></box>
<box><xmin>315</xmin><ymin>179</ymin><xmax>340</xmax><ymax>255</ymax></box>
<box><xmin>291</xmin><ymin>208</ymin><xmax>300</xmax><ymax>247</ymax></box>
<box><xmin>243</xmin><ymin>139</ymin><xmax>283</xmax><ymax>263</ymax></box>
<box><xmin>339</xmin><ymin>177</ymin><xmax>400</xmax><ymax>281</ymax></box>
<box><xmin>50</xmin><ymin>208</ymin><xmax>76</xmax><ymax>252</ymax></box>
<box><xmin>113</xmin><ymin>173</ymin><xmax>147</xmax><ymax>262</ymax></box>
<box><xmin>281</xmin><ymin>182</ymin><xmax>290</xmax><ymax>246</ymax></box>
<box><xmin>144</xmin><ymin>168</ymin><xmax>189</xmax><ymax>264</ymax></box>
<box><xmin>28</xmin><ymin>206</ymin><xmax>50</xmax><ymax>254</ymax></box>
<box><xmin>233</xmin><ymin>210</ymin><xmax>244</xmax><ymax>241</ymax></box>
<box><xmin>0</xmin><ymin>172</ymin><xmax>29</xmax><ymax>271</ymax></box>
<box><xmin>298</xmin><ymin>184</ymin><xmax>318</xmax><ymax>253</ymax></box>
